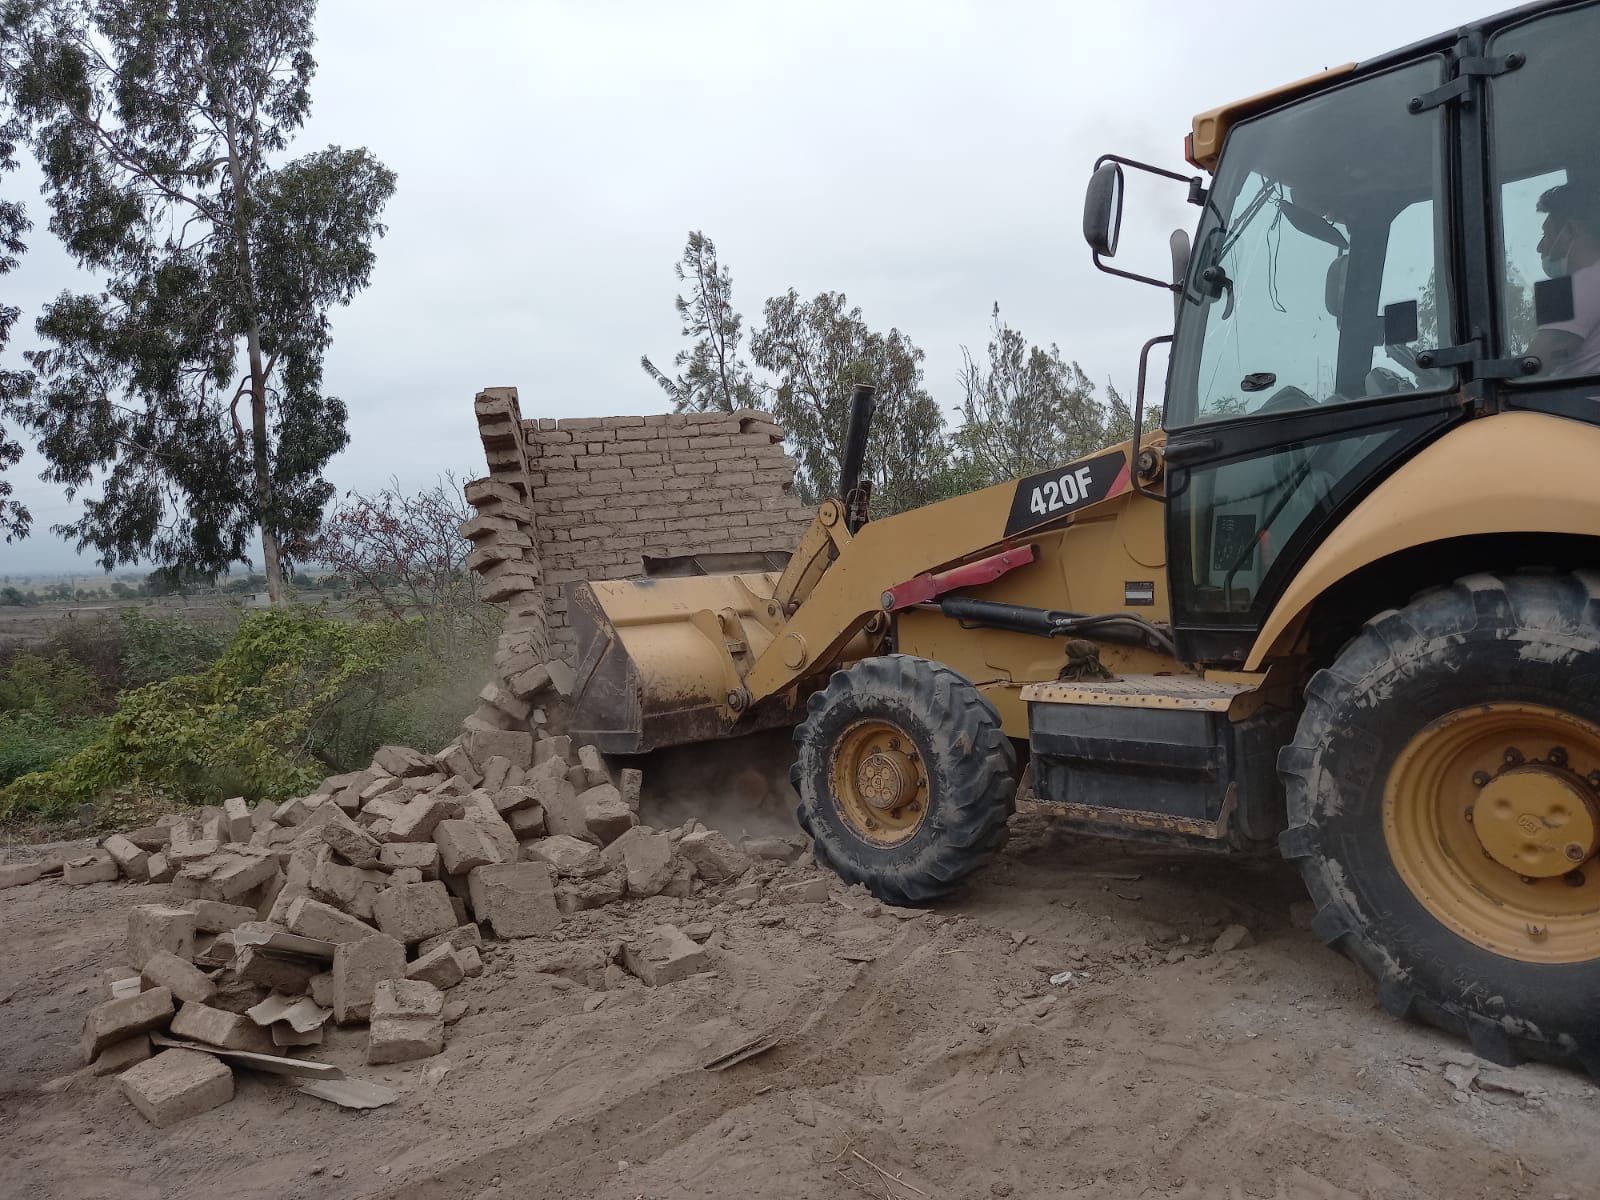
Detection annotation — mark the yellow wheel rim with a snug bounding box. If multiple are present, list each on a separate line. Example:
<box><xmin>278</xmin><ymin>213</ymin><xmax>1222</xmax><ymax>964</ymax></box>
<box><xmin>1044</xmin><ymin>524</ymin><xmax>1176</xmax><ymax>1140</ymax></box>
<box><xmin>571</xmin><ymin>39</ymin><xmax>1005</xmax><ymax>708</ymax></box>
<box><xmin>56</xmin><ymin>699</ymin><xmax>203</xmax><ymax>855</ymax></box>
<box><xmin>1384</xmin><ymin>702</ymin><xmax>1600</xmax><ymax>964</ymax></box>
<box><xmin>828</xmin><ymin>718</ymin><xmax>930</xmax><ymax>847</ymax></box>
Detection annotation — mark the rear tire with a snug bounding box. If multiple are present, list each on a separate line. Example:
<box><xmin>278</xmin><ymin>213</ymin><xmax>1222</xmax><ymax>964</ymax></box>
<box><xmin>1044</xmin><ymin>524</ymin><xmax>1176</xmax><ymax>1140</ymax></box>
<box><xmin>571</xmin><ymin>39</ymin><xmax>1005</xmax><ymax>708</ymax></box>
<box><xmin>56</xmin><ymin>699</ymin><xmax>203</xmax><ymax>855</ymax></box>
<box><xmin>1280</xmin><ymin>571</ymin><xmax>1600</xmax><ymax>1071</ymax></box>
<box><xmin>794</xmin><ymin>655</ymin><xmax>1016</xmax><ymax>906</ymax></box>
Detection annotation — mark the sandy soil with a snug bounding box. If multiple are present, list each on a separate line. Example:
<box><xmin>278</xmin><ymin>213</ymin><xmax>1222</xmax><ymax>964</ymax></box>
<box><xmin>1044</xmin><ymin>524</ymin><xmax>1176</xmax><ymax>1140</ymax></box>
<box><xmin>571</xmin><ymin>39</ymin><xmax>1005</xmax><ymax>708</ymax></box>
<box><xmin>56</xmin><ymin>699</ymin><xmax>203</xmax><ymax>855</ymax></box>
<box><xmin>3</xmin><ymin>814</ymin><xmax>1598</xmax><ymax>1200</ymax></box>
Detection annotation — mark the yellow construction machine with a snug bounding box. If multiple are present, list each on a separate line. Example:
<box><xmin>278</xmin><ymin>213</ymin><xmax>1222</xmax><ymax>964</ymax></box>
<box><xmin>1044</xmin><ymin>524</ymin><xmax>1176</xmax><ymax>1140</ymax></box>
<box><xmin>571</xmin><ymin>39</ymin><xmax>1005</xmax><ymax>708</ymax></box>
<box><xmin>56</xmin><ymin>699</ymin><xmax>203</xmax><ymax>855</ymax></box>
<box><xmin>570</xmin><ymin>0</ymin><xmax>1600</xmax><ymax>1071</ymax></box>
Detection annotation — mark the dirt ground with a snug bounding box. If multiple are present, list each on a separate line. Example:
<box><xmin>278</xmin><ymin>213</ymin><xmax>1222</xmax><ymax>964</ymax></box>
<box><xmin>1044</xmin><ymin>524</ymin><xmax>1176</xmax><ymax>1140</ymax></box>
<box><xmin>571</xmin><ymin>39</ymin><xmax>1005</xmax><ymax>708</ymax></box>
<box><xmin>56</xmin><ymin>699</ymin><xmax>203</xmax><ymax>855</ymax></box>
<box><xmin>4</xmin><ymin>812</ymin><xmax>1599</xmax><ymax>1200</ymax></box>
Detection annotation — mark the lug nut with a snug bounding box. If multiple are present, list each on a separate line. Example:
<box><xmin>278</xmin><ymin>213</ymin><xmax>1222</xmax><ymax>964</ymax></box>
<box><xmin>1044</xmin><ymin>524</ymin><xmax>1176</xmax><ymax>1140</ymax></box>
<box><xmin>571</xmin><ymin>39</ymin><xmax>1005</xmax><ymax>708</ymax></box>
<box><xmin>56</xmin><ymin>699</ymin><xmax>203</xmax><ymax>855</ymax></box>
<box><xmin>1505</xmin><ymin>748</ymin><xmax>1524</xmax><ymax>765</ymax></box>
<box><xmin>1472</xmin><ymin>771</ymin><xmax>1490</xmax><ymax>787</ymax></box>
<box><xmin>1550</xmin><ymin>747</ymin><xmax>1569</xmax><ymax>767</ymax></box>
<box><xmin>1465</xmin><ymin>807</ymin><xmax>1475</xmax><ymax>823</ymax></box>
<box><xmin>1566</xmin><ymin>869</ymin><xmax>1586</xmax><ymax>887</ymax></box>
<box><xmin>1566</xmin><ymin>843</ymin><xmax>1587</xmax><ymax>862</ymax></box>
<box><xmin>1588</xmin><ymin>771</ymin><xmax>1600</xmax><ymax>790</ymax></box>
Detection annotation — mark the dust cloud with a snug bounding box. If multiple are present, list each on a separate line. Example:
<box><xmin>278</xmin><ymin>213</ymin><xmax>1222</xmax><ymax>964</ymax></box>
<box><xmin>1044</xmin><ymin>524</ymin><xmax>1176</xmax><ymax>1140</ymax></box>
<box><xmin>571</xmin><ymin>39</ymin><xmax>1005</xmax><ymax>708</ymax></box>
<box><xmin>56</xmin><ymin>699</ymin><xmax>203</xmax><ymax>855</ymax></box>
<box><xmin>625</xmin><ymin>727</ymin><xmax>803</xmax><ymax>842</ymax></box>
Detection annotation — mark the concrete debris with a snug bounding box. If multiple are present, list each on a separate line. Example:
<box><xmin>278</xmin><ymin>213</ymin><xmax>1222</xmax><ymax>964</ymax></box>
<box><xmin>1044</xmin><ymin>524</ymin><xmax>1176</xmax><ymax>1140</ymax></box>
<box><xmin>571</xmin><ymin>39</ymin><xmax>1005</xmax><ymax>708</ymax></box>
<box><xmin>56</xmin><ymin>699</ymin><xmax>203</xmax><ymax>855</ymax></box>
<box><xmin>468</xmin><ymin>862</ymin><xmax>560</xmax><ymax>938</ymax></box>
<box><xmin>64</xmin><ymin>848</ymin><xmax>120</xmax><ymax>885</ymax></box>
<box><xmin>0</xmin><ymin>862</ymin><xmax>45</xmax><ymax>888</ymax></box>
<box><xmin>103</xmin><ymin>834</ymin><xmax>150</xmax><ymax>881</ymax></box>
<box><xmin>92</xmin><ymin>1033</ymin><xmax>153</xmax><ymax>1076</ymax></box>
<box><xmin>523</xmin><ymin>833</ymin><xmax>604</xmax><ymax>877</ymax></box>
<box><xmin>286</xmin><ymin>896</ymin><xmax>378</xmax><ymax>944</ymax></box>
<box><xmin>171</xmin><ymin>1002</ymin><xmax>278</xmax><ymax>1054</ymax></box>
<box><xmin>119</xmin><ymin>1048</ymin><xmax>234</xmax><ymax>1128</ymax></box>
<box><xmin>127</xmin><ymin>905</ymin><xmax>197</xmax><ymax>969</ymax></box>
<box><xmin>600</xmin><ymin>826</ymin><xmax>676</xmax><ymax>898</ymax></box>
<box><xmin>334</xmin><ymin>933</ymin><xmax>408</xmax><ymax>1024</ymax></box>
<box><xmin>298</xmin><ymin>1078</ymin><xmax>399</xmax><ymax>1109</ymax></box>
<box><xmin>372</xmin><ymin>882</ymin><xmax>459</xmax><ymax>945</ymax></box>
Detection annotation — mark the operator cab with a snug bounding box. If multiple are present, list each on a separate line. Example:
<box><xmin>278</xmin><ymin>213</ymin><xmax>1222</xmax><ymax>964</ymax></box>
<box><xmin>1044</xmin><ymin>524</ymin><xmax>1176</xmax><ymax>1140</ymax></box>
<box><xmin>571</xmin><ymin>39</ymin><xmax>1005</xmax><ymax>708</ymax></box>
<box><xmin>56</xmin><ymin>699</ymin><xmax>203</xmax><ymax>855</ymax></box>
<box><xmin>1088</xmin><ymin>0</ymin><xmax>1600</xmax><ymax>665</ymax></box>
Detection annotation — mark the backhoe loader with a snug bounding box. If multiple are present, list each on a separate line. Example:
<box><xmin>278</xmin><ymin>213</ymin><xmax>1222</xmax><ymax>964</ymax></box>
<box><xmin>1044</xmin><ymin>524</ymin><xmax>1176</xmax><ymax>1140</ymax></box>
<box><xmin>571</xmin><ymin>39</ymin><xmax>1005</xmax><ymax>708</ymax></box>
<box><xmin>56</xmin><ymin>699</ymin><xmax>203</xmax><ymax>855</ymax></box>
<box><xmin>568</xmin><ymin>0</ymin><xmax>1600</xmax><ymax>1071</ymax></box>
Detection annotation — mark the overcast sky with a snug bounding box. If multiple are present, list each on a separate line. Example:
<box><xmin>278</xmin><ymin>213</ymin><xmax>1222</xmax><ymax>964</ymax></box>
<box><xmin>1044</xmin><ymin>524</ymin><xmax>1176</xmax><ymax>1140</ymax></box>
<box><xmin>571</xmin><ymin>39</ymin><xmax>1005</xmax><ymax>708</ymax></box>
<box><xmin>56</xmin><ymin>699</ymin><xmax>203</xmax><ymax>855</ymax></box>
<box><xmin>1</xmin><ymin>0</ymin><xmax>1482</xmax><ymax>574</ymax></box>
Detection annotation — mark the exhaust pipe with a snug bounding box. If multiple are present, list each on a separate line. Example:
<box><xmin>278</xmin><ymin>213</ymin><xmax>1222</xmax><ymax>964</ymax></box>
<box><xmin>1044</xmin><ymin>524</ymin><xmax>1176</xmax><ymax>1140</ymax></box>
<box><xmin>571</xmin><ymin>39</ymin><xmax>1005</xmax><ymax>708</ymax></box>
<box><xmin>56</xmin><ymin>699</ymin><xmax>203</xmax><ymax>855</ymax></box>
<box><xmin>838</xmin><ymin>383</ymin><xmax>876</xmax><ymax>534</ymax></box>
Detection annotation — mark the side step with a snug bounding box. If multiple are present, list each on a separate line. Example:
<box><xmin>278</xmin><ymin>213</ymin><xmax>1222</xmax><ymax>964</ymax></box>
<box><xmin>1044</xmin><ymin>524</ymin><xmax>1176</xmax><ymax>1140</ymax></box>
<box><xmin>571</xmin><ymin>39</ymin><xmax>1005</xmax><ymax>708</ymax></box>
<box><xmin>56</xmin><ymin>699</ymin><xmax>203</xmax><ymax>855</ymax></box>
<box><xmin>1017</xmin><ymin>674</ymin><xmax>1284</xmax><ymax>848</ymax></box>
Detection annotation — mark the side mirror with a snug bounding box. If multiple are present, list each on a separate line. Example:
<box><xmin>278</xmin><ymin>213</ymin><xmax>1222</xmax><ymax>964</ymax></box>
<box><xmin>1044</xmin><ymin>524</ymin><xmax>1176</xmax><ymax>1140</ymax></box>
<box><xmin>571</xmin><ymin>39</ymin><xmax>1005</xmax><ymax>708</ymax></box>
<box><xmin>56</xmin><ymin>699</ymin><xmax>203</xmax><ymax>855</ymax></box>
<box><xmin>1083</xmin><ymin>161</ymin><xmax>1124</xmax><ymax>258</ymax></box>
<box><xmin>1168</xmin><ymin>229</ymin><xmax>1191</xmax><ymax>317</ymax></box>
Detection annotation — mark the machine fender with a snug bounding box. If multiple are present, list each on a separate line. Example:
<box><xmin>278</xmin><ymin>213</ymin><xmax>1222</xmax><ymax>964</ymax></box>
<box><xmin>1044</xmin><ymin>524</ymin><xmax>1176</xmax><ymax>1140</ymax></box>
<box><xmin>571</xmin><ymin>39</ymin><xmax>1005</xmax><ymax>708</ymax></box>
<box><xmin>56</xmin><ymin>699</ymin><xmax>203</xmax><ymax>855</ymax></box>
<box><xmin>1245</xmin><ymin>412</ymin><xmax>1600</xmax><ymax>670</ymax></box>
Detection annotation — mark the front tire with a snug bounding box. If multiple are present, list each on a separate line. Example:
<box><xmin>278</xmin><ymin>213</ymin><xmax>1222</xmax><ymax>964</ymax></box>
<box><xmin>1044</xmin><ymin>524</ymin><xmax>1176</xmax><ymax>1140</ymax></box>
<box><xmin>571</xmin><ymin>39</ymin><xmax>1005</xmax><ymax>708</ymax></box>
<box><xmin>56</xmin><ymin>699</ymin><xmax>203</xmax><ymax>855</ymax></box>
<box><xmin>1280</xmin><ymin>571</ymin><xmax>1600</xmax><ymax>1071</ymax></box>
<box><xmin>793</xmin><ymin>655</ymin><xmax>1016</xmax><ymax>906</ymax></box>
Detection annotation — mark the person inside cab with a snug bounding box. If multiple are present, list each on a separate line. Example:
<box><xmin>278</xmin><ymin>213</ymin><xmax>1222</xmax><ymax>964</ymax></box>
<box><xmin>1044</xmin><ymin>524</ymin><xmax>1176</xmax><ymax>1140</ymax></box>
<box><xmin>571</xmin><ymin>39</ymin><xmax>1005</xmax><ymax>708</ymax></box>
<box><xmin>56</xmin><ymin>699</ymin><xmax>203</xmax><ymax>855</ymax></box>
<box><xmin>1528</xmin><ymin>182</ymin><xmax>1600</xmax><ymax>377</ymax></box>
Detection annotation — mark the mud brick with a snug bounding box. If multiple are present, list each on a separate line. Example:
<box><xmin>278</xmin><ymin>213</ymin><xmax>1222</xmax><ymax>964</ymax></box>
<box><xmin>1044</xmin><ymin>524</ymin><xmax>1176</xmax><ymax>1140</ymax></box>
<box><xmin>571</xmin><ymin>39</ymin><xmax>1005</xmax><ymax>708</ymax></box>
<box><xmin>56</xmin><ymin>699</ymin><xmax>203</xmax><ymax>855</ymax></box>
<box><xmin>127</xmin><ymin>905</ymin><xmax>196</xmax><ymax>967</ymax></box>
<box><xmin>555</xmin><ymin>866</ymin><xmax>626</xmax><ymax>913</ymax></box>
<box><xmin>103</xmin><ymin>834</ymin><xmax>150</xmax><ymax>880</ymax></box>
<box><xmin>506</xmin><ymin>662</ymin><xmax>551</xmax><ymax>699</ymax></box>
<box><xmin>601</xmin><ymin>826</ymin><xmax>675</xmax><ymax>898</ymax></box>
<box><xmin>366</xmin><ymin>979</ymin><xmax>445</xmax><ymax>1064</ymax></box>
<box><xmin>168</xmin><ymin>837</ymin><xmax>221</xmax><ymax>866</ymax></box>
<box><xmin>492</xmin><ymin>783</ymin><xmax>540</xmax><ymax>817</ymax></box>
<box><xmin>0</xmin><ymin>862</ymin><xmax>44</xmax><ymax>888</ymax></box>
<box><xmin>309</xmin><ymin>972</ymin><xmax>335</xmax><ymax>1008</ymax></box>
<box><xmin>523</xmin><ymin>834</ymin><xmax>604</xmax><ymax>877</ymax></box>
<box><xmin>319</xmin><ymin>808</ymin><xmax>384</xmax><ymax>868</ymax></box>
<box><xmin>92</xmin><ymin>1033</ymin><xmax>152</xmax><ymax>1077</ymax></box>
<box><xmin>379</xmin><ymin>842</ymin><xmax>440</xmax><ymax>879</ymax></box>
<box><xmin>187</xmin><ymin>899</ymin><xmax>258</xmax><ymax>934</ymax></box>
<box><xmin>222</xmin><ymin>796</ymin><xmax>253</xmax><ymax>843</ymax></box>
<box><xmin>535</xmin><ymin>776</ymin><xmax>589</xmax><ymax>842</ymax></box>
<box><xmin>417</xmin><ymin>924</ymin><xmax>482</xmax><ymax>957</ymax></box>
<box><xmin>144</xmin><ymin>852</ymin><xmax>176</xmax><ymax>883</ymax></box>
<box><xmin>433</xmin><ymin>742</ymin><xmax>483</xmax><ymax>787</ymax></box>
<box><xmin>207</xmin><ymin>850</ymin><xmax>280</xmax><ymax>901</ymax></box>
<box><xmin>359</xmin><ymin>791</ymin><xmax>410</xmax><ymax>827</ymax></box>
<box><xmin>464</xmin><ymin>806</ymin><xmax>519</xmax><ymax>864</ymax></box>
<box><xmin>63</xmin><ymin>848</ymin><xmax>119</xmax><ymax>885</ymax></box>
<box><xmin>231</xmin><ymin>946</ymin><xmax>320</xmax><ymax>994</ymax></box>
<box><xmin>478</xmin><ymin>756</ymin><xmax>512</xmax><ymax>793</ymax></box>
<box><xmin>405</xmin><ymin>943</ymin><xmax>466</xmax><ymax>990</ymax></box>
<box><xmin>122</xmin><ymin>825</ymin><xmax>173</xmax><ymax>852</ymax></box>
<box><xmin>618</xmin><ymin>767</ymin><xmax>643</xmax><ymax>814</ymax></box>
<box><xmin>272</xmin><ymin>794</ymin><xmax>328</xmax><ymax>827</ymax></box>
<box><xmin>460</xmin><ymin>728</ymin><xmax>534</xmax><ymax>772</ymax></box>
<box><xmin>433</xmin><ymin>819</ymin><xmax>502</xmax><ymax>875</ymax></box>
<box><xmin>170</xmin><ymin>1001</ymin><xmax>276</xmax><ymax>1052</ymax></box>
<box><xmin>140</xmin><ymin>950</ymin><xmax>215</xmax><ymax>1005</ymax></box>
<box><xmin>506</xmin><ymin>803</ymin><xmax>546</xmax><ymax>840</ymax></box>
<box><xmin>533</xmin><ymin>735</ymin><xmax>572</xmax><ymax>766</ymax></box>
<box><xmin>310</xmin><ymin>859</ymin><xmax>389</xmax><ymax>920</ymax></box>
<box><xmin>80</xmin><ymin>987</ymin><xmax>174</xmax><ymax>1062</ymax></box>
<box><xmin>778</xmin><ymin>878</ymin><xmax>830</xmax><ymax>904</ymax></box>
<box><xmin>623</xmin><ymin>925</ymin><xmax>709</xmax><ymax>987</ymax></box>
<box><xmin>468</xmin><ymin>862</ymin><xmax>560</xmax><ymax>938</ymax></box>
<box><xmin>359</xmin><ymin>775</ymin><xmax>404</xmax><ymax>808</ymax></box>
<box><xmin>372</xmin><ymin>882</ymin><xmax>458</xmax><ymax>945</ymax></box>
<box><xmin>479</xmin><ymin>682</ymin><xmax>532</xmax><ymax>723</ymax></box>
<box><xmin>369</xmin><ymin>744</ymin><xmax>433</xmax><ymax>778</ymax></box>
<box><xmin>580</xmin><ymin>784</ymin><xmax>636</xmax><ymax>845</ymax></box>
<box><xmin>677</xmin><ymin>829</ymin><xmax>752</xmax><ymax>884</ymax></box>
<box><xmin>119</xmin><ymin>1049</ymin><xmax>233</xmax><ymax>1128</ymax></box>
<box><xmin>286</xmin><ymin>896</ymin><xmax>377</xmax><ymax>943</ymax></box>
<box><xmin>386</xmin><ymin>794</ymin><xmax>461</xmax><ymax>844</ymax></box>
<box><xmin>576</xmin><ymin>745</ymin><xmax>611</xmax><ymax>789</ymax></box>
<box><xmin>333</xmin><ymin>932</ymin><xmax>406</xmax><ymax>1024</ymax></box>
<box><xmin>546</xmin><ymin>661</ymin><xmax>576</xmax><ymax>696</ymax></box>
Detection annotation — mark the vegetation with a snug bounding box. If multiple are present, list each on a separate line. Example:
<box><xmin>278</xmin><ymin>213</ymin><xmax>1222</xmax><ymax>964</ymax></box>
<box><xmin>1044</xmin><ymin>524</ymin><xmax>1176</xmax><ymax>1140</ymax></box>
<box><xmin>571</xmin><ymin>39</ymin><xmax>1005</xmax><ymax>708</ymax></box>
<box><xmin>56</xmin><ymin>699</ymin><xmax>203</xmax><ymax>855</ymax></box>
<box><xmin>0</xmin><ymin>0</ymin><xmax>396</xmax><ymax>602</ymax></box>
<box><xmin>642</xmin><ymin>230</ymin><xmax>1143</xmax><ymax>512</ymax></box>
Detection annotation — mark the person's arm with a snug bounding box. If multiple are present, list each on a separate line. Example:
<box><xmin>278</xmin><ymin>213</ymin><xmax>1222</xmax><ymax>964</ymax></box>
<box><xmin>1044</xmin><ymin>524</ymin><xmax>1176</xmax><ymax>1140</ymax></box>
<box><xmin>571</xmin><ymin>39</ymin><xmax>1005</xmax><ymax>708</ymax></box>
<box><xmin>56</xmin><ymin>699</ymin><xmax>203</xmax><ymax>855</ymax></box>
<box><xmin>1528</xmin><ymin>327</ymin><xmax>1581</xmax><ymax>375</ymax></box>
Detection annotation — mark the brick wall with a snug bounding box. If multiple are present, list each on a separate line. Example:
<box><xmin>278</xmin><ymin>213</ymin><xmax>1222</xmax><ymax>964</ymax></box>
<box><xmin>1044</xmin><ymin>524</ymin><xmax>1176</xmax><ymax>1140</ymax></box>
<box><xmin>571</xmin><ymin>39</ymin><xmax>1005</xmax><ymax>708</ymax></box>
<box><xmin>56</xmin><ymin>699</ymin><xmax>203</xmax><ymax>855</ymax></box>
<box><xmin>456</xmin><ymin>387</ymin><xmax>814</xmax><ymax>737</ymax></box>
<box><xmin>527</xmin><ymin>410</ymin><xmax>812</xmax><ymax>650</ymax></box>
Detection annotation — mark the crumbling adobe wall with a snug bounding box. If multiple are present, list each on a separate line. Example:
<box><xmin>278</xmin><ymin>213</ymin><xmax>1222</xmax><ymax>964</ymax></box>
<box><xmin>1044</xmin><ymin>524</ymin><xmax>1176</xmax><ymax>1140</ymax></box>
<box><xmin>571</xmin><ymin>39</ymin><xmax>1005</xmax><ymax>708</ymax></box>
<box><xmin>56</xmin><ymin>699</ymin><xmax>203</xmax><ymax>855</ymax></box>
<box><xmin>456</xmin><ymin>386</ymin><xmax>813</xmax><ymax>736</ymax></box>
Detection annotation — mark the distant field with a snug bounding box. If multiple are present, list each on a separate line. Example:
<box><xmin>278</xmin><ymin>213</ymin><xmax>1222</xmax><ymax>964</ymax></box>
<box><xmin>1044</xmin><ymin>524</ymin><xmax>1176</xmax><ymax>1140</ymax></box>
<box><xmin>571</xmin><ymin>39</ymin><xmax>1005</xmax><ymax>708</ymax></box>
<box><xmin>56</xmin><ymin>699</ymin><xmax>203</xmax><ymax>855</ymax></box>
<box><xmin>0</xmin><ymin>596</ymin><xmax>243</xmax><ymax>649</ymax></box>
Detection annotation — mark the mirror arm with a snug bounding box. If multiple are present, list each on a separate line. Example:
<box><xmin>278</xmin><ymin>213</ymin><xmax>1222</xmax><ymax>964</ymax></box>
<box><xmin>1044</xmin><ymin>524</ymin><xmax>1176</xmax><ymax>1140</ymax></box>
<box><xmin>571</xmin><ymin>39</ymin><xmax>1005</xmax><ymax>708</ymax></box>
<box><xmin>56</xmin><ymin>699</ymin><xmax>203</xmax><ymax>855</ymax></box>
<box><xmin>1131</xmin><ymin>334</ymin><xmax>1174</xmax><ymax>504</ymax></box>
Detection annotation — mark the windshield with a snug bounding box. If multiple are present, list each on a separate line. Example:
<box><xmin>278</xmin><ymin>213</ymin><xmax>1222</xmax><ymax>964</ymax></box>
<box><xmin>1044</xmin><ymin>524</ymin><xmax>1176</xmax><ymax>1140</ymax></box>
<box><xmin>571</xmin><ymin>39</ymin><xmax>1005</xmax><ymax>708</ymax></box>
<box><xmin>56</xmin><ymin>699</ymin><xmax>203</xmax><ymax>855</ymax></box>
<box><xmin>1168</xmin><ymin>58</ymin><xmax>1453</xmax><ymax>426</ymax></box>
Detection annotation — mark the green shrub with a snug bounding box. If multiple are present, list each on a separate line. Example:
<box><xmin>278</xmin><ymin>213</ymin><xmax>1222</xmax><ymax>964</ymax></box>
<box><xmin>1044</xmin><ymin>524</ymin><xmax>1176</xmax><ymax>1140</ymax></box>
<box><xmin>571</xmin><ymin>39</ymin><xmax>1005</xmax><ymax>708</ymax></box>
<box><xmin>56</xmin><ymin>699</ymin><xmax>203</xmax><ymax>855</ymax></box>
<box><xmin>119</xmin><ymin>608</ymin><xmax>233</xmax><ymax>687</ymax></box>
<box><xmin>0</xmin><ymin>708</ymin><xmax>108</xmax><ymax>785</ymax></box>
<box><xmin>0</xmin><ymin>607</ymin><xmax>417</xmax><ymax>820</ymax></box>
<box><xmin>0</xmin><ymin>653</ymin><xmax>101</xmax><ymax>719</ymax></box>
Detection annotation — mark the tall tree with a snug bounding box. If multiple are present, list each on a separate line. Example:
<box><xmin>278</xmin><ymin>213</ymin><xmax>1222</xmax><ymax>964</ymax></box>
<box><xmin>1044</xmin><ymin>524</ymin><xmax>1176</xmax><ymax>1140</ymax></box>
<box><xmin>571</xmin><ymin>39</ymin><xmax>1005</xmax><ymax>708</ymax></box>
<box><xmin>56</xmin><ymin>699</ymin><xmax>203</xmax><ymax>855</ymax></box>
<box><xmin>752</xmin><ymin>289</ymin><xmax>945</xmax><ymax>515</ymax></box>
<box><xmin>3</xmin><ymin>0</ymin><xmax>395</xmax><ymax>602</ymax></box>
<box><xmin>0</xmin><ymin>98</ymin><xmax>31</xmax><ymax>542</ymax></box>
<box><xmin>953</xmin><ymin>304</ymin><xmax>1106</xmax><ymax>486</ymax></box>
<box><xmin>640</xmin><ymin>231</ymin><xmax>762</xmax><ymax>413</ymax></box>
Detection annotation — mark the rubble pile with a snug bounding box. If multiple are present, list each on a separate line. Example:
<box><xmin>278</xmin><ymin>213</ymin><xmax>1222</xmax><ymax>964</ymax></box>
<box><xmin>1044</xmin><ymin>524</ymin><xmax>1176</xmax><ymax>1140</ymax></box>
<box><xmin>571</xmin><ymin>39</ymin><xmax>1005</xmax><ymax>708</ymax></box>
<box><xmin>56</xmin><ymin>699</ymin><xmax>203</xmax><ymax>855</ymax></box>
<box><xmin>26</xmin><ymin>729</ymin><xmax>804</xmax><ymax>1127</ymax></box>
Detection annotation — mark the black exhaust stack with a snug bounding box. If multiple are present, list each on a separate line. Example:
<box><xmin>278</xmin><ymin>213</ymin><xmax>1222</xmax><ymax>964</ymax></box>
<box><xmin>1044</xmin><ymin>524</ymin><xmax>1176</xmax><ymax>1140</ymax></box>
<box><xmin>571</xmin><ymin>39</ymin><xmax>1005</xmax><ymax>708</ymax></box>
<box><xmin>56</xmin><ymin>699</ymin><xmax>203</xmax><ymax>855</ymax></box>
<box><xmin>838</xmin><ymin>383</ymin><xmax>876</xmax><ymax>534</ymax></box>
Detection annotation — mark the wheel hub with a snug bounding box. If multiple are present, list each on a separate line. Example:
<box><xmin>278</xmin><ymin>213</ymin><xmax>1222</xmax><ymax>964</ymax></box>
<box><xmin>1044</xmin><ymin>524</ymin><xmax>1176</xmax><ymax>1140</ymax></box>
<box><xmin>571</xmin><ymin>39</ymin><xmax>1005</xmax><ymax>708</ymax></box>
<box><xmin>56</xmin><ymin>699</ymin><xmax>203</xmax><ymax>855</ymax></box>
<box><xmin>1474</xmin><ymin>764</ymin><xmax>1600</xmax><ymax>877</ymax></box>
<box><xmin>858</xmin><ymin>748</ymin><xmax>917</xmax><ymax>811</ymax></box>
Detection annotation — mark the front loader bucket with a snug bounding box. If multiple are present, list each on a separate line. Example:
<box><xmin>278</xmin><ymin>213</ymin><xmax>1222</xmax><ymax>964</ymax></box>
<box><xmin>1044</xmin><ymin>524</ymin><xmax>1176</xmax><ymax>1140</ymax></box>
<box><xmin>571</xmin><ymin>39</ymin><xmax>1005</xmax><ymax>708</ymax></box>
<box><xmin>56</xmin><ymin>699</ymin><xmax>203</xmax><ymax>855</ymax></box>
<box><xmin>565</xmin><ymin>572</ymin><xmax>804</xmax><ymax>755</ymax></box>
